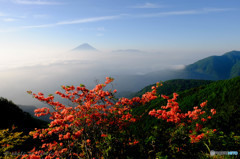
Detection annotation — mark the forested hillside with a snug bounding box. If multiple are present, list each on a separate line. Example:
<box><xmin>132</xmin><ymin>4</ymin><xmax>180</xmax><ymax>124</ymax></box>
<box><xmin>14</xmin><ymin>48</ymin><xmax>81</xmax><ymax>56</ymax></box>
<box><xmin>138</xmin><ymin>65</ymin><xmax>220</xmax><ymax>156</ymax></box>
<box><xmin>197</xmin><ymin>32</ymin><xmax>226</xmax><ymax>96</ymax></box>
<box><xmin>0</xmin><ymin>97</ymin><xmax>48</xmax><ymax>131</ymax></box>
<box><xmin>132</xmin><ymin>76</ymin><xmax>240</xmax><ymax>134</ymax></box>
<box><xmin>185</xmin><ymin>50</ymin><xmax>240</xmax><ymax>80</ymax></box>
<box><xmin>132</xmin><ymin>79</ymin><xmax>213</xmax><ymax>97</ymax></box>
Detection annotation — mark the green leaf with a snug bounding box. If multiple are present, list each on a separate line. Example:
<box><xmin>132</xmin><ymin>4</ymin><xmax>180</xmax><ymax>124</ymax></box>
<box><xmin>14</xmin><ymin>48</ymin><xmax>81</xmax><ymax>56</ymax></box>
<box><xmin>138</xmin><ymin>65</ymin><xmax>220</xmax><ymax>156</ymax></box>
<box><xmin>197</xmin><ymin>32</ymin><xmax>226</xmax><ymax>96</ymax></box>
<box><xmin>80</xmin><ymin>84</ymin><xmax>85</xmax><ymax>87</ymax></box>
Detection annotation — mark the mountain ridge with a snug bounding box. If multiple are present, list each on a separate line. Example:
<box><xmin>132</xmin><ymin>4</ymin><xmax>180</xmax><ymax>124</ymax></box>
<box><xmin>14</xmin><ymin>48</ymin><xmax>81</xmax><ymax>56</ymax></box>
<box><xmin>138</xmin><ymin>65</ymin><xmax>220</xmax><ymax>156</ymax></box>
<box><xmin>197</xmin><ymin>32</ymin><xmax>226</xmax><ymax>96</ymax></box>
<box><xmin>118</xmin><ymin>50</ymin><xmax>240</xmax><ymax>97</ymax></box>
<box><xmin>72</xmin><ymin>43</ymin><xmax>97</xmax><ymax>51</ymax></box>
<box><xmin>185</xmin><ymin>50</ymin><xmax>240</xmax><ymax>80</ymax></box>
<box><xmin>130</xmin><ymin>79</ymin><xmax>213</xmax><ymax>98</ymax></box>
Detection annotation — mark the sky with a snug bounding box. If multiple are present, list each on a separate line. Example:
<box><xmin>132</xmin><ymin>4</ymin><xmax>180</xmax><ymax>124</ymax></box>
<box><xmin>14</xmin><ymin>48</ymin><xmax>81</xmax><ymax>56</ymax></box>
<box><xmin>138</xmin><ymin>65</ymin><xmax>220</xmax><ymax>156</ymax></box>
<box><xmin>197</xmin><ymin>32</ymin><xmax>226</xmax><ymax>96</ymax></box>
<box><xmin>1</xmin><ymin>0</ymin><xmax>240</xmax><ymax>52</ymax></box>
<box><xmin>0</xmin><ymin>0</ymin><xmax>240</xmax><ymax>105</ymax></box>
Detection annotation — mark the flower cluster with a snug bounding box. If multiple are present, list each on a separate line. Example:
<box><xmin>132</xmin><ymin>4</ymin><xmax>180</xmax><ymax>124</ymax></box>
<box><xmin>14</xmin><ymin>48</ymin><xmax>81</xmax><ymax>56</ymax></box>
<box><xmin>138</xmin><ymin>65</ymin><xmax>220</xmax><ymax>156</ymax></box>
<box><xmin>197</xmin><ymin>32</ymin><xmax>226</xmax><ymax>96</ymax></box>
<box><xmin>23</xmin><ymin>77</ymin><xmax>159</xmax><ymax>158</ymax></box>
<box><xmin>149</xmin><ymin>93</ymin><xmax>216</xmax><ymax>144</ymax></box>
<box><xmin>22</xmin><ymin>77</ymin><xmax>217</xmax><ymax>158</ymax></box>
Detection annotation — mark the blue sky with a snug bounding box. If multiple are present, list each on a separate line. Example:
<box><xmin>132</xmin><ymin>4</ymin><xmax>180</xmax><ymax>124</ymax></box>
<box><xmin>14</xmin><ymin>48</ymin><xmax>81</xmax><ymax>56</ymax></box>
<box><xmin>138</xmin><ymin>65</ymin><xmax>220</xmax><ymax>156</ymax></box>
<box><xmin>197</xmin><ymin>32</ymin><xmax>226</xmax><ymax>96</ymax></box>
<box><xmin>0</xmin><ymin>0</ymin><xmax>240</xmax><ymax>52</ymax></box>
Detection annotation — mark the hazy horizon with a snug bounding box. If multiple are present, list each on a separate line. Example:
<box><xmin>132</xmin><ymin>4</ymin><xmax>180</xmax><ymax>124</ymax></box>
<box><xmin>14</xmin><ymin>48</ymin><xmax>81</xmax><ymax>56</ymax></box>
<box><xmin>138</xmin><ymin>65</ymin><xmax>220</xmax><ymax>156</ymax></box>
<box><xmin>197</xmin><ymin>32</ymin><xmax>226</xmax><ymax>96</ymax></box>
<box><xmin>0</xmin><ymin>47</ymin><xmax>236</xmax><ymax>106</ymax></box>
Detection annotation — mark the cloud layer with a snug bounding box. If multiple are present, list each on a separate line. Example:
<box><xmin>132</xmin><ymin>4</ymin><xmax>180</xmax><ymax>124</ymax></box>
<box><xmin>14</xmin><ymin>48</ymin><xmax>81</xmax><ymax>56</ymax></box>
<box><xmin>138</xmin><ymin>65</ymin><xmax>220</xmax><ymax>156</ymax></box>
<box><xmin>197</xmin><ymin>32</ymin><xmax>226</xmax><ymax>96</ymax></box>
<box><xmin>0</xmin><ymin>48</ymin><xmax>189</xmax><ymax>105</ymax></box>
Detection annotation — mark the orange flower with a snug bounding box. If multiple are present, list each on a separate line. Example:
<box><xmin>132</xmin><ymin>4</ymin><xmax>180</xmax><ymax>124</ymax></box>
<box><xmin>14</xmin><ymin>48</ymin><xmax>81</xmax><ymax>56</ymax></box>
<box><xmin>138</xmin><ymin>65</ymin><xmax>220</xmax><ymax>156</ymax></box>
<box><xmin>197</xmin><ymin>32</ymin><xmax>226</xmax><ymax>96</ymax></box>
<box><xmin>101</xmin><ymin>134</ymin><xmax>108</xmax><ymax>137</ymax></box>
<box><xmin>63</xmin><ymin>132</ymin><xmax>71</xmax><ymax>140</ymax></box>
<box><xmin>200</xmin><ymin>101</ymin><xmax>207</xmax><ymax>108</ymax></box>
<box><xmin>211</xmin><ymin>109</ymin><xmax>216</xmax><ymax>115</ymax></box>
<box><xmin>86</xmin><ymin>139</ymin><xmax>91</xmax><ymax>144</ymax></box>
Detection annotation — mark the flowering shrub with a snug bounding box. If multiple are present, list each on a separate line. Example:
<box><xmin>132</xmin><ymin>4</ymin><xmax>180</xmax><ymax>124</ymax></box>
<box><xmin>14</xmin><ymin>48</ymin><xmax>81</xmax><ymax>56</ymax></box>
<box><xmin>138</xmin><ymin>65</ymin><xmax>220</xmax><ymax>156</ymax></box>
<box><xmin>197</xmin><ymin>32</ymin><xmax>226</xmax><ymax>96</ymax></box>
<box><xmin>21</xmin><ymin>77</ymin><xmax>218</xmax><ymax>158</ymax></box>
<box><xmin>23</xmin><ymin>77</ymin><xmax>159</xmax><ymax>158</ymax></box>
<box><xmin>148</xmin><ymin>92</ymin><xmax>217</xmax><ymax>156</ymax></box>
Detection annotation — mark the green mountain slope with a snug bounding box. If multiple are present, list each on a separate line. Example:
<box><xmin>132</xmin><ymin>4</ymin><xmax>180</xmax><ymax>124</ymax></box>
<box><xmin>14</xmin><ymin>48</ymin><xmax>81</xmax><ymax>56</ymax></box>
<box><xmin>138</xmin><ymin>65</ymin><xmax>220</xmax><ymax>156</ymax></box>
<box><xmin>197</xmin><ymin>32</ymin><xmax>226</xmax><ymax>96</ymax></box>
<box><xmin>185</xmin><ymin>50</ymin><xmax>240</xmax><ymax>80</ymax></box>
<box><xmin>118</xmin><ymin>50</ymin><xmax>240</xmax><ymax>94</ymax></box>
<box><xmin>132</xmin><ymin>79</ymin><xmax>213</xmax><ymax>98</ymax></box>
<box><xmin>0</xmin><ymin>97</ymin><xmax>48</xmax><ymax>131</ymax></box>
<box><xmin>132</xmin><ymin>76</ymin><xmax>240</xmax><ymax>135</ymax></box>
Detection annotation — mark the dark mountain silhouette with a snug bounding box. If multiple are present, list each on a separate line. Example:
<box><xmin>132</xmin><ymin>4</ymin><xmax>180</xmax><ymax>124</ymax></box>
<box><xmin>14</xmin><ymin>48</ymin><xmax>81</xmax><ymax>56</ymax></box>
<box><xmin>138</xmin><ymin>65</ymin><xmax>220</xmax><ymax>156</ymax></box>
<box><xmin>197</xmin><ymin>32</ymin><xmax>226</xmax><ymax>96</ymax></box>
<box><xmin>18</xmin><ymin>105</ymin><xmax>51</xmax><ymax>122</ymax></box>
<box><xmin>0</xmin><ymin>97</ymin><xmax>48</xmax><ymax>131</ymax></box>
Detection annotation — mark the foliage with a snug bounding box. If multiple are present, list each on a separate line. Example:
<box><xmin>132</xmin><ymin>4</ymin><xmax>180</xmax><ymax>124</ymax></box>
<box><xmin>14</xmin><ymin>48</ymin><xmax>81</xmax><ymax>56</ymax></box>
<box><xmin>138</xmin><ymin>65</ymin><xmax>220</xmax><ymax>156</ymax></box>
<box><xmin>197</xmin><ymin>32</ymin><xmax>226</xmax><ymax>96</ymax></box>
<box><xmin>138</xmin><ymin>92</ymin><xmax>216</xmax><ymax>158</ymax></box>
<box><xmin>17</xmin><ymin>78</ymin><xmax>221</xmax><ymax>158</ymax></box>
<box><xmin>0</xmin><ymin>126</ymin><xmax>29</xmax><ymax>158</ymax></box>
<box><xmin>22</xmin><ymin>77</ymin><xmax>159</xmax><ymax>158</ymax></box>
<box><xmin>178</xmin><ymin>76</ymin><xmax>240</xmax><ymax>134</ymax></box>
<box><xmin>1</xmin><ymin>76</ymin><xmax>239</xmax><ymax>158</ymax></box>
<box><xmin>132</xmin><ymin>76</ymin><xmax>240</xmax><ymax>135</ymax></box>
<box><xmin>230</xmin><ymin>60</ymin><xmax>240</xmax><ymax>78</ymax></box>
<box><xmin>130</xmin><ymin>76</ymin><xmax>240</xmax><ymax>158</ymax></box>
<box><xmin>132</xmin><ymin>79</ymin><xmax>213</xmax><ymax>98</ymax></box>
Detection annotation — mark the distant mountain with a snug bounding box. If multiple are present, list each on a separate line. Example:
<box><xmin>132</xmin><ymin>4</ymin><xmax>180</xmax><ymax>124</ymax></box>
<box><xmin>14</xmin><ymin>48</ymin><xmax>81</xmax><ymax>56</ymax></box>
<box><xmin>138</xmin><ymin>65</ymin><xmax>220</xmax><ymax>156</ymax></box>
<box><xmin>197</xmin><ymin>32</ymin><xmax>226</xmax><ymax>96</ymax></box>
<box><xmin>145</xmin><ymin>50</ymin><xmax>240</xmax><ymax>82</ymax></box>
<box><xmin>185</xmin><ymin>50</ymin><xmax>240</xmax><ymax>80</ymax></box>
<box><xmin>18</xmin><ymin>105</ymin><xmax>51</xmax><ymax>122</ymax></box>
<box><xmin>72</xmin><ymin>43</ymin><xmax>97</xmax><ymax>51</ymax></box>
<box><xmin>0</xmin><ymin>97</ymin><xmax>48</xmax><ymax>131</ymax></box>
<box><xmin>18</xmin><ymin>105</ymin><xmax>38</xmax><ymax>115</ymax></box>
<box><xmin>116</xmin><ymin>50</ymin><xmax>240</xmax><ymax>96</ymax></box>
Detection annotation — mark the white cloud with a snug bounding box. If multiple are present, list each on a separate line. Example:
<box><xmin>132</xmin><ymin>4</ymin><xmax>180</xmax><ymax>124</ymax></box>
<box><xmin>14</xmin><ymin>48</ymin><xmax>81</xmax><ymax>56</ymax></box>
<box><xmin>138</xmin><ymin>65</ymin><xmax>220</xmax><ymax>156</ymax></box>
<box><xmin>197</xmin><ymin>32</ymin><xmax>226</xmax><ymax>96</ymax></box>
<box><xmin>57</xmin><ymin>15</ymin><xmax>119</xmax><ymax>25</ymax></box>
<box><xmin>203</xmin><ymin>8</ymin><xmax>234</xmax><ymax>13</ymax></box>
<box><xmin>20</xmin><ymin>15</ymin><xmax>119</xmax><ymax>29</ymax></box>
<box><xmin>131</xmin><ymin>3</ymin><xmax>163</xmax><ymax>9</ymax></box>
<box><xmin>0</xmin><ymin>15</ymin><xmax>118</xmax><ymax>32</ymax></box>
<box><xmin>22</xmin><ymin>23</ymin><xmax>55</xmax><ymax>29</ymax></box>
<box><xmin>133</xmin><ymin>8</ymin><xmax>234</xmax><ymax>18</ymax></box>
<box><xmin>12</xmin><ymin>0</ymin><xmax>64</xmax><ymax>5</ymax></box>
<box><xmin>0</xmin><ymin>48</ymin><xmax>192</xmax><ymax>105</ymax></box>
<box><xmin>135</xmin><ymin>10</ymin><xmax>197</xmax><ymax>18</ymax></box>
<box><xmin>169</xmin><ymin>65</ymin><xmax>186</xmax><ymax>70</ymax></box>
